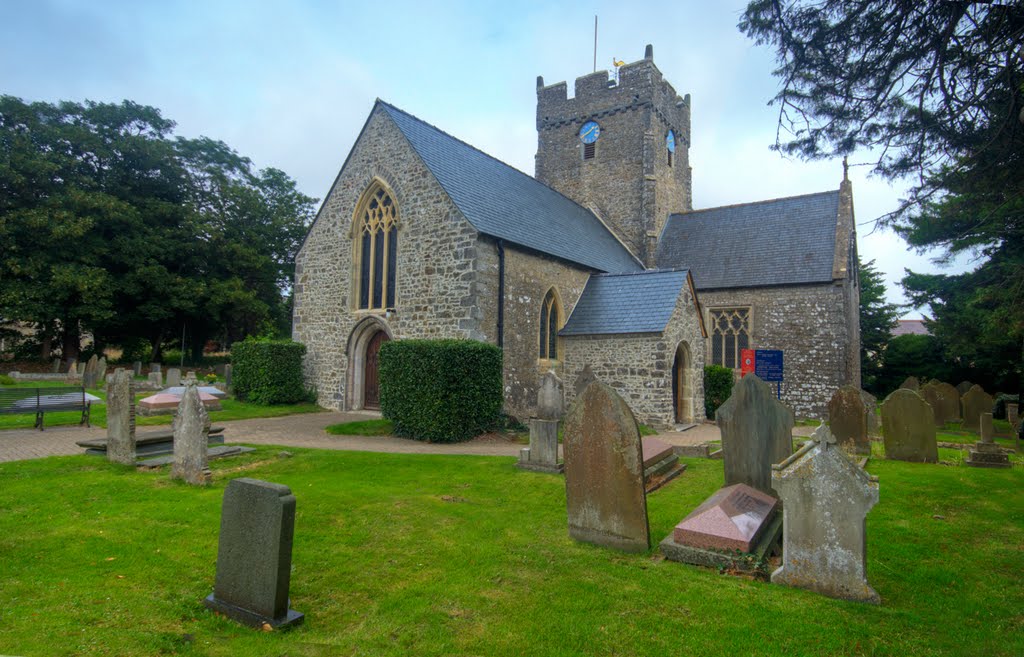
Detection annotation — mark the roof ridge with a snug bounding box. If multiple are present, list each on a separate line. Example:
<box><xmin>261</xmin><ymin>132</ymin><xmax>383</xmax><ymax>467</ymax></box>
<box><xmin>592</xmin><ymin>268</ymin><xmax>689</xmax><ymax>278</ymax></box>
<box><xmin>674</xmin><ymin>189</ymin><xmax>838</xmax><ymax>218</ymax></box>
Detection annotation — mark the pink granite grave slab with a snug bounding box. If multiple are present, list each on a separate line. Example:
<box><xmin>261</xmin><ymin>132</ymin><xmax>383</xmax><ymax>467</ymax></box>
<box><xmin>641</xmin><ymin>436</ymin><xmax>674</xmax><ymax>469</ymax></box>
<box><xmin>139</xmin><ymin>392</ymin><xmax>221</xmax><ymax>411</ymax></box>
<box><xmin>673</xmin><ymin>483</ymin><xmax>778</xmax><ymax>553</ymax></box>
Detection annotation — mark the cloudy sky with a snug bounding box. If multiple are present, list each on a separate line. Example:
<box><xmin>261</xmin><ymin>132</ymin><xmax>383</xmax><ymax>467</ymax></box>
<box><xmin>2</xmin><ymin>0</ymin><xmax>973</xmax><ymax>315</ymax></box>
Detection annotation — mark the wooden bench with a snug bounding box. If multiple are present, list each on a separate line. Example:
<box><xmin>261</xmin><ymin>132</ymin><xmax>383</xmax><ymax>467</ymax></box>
<box><xmin>0</xmin><ymin>386</ymin><xmax>91</xmax><ymax>430</ymax></box>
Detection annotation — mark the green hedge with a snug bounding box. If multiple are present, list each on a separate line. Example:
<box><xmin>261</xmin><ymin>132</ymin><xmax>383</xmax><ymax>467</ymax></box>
<box><xmin>379</xmin><ymin>339</ymin><xmax>503</xmax><ymax>443</ymax></box>
<box><xmin>231</xmin><ymin>338</ymin><xmax>310</xmax><ymax>405</ymax></box>
<box><xmin>704</xmin><ymin>365</ymin><xmax>735</xmax><ymax>420</ymax></box>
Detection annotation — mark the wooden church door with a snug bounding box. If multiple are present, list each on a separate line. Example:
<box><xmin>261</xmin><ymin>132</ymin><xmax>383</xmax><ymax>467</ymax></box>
<box><xmin>364</xmin><ymin>331</ymin><xmax>389</xmax><ymax>409</ymax></box>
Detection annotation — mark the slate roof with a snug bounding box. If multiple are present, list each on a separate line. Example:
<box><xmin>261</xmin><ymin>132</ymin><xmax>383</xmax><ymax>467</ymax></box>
<box><xmin>559</xmin><ymin>269</ymin><xmax>691</xmax><ymax>336</ymax></box>
<box><xmin>892</xmin><ymin>319</ymin><xmax>930</xmax><ymax>337</ymax></box>
<box><xmin>656</xmin><ymin>191</ymin><xmax>840</xmax><ymax>289</ymax></box>
<box><xmin>379</xmin><ymin>102</ymin><xmax>642</xmax><ymax>274</ymax></box>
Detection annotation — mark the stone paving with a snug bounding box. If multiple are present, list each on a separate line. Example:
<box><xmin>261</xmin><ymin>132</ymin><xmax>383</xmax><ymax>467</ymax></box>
<box><xmin>0</xmin><ymin>413</ymin><xmax>820</xmax><ymax>464</ymax></box>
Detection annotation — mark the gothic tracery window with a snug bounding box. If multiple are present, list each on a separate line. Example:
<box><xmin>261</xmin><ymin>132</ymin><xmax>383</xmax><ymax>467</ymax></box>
<box><xmin>539</xmin><ymin>289</ymin><xmax>561</xmax><ymax>361</ymax></box>
<box><xmin>710</xmin><ymin>308</ymin><xmax>750</xmax><ymax>369</ymax></box>
<box><xmin>355</xmin><ymin>184</ymin><xmax>398</xmax><ymax>310</ymax></box>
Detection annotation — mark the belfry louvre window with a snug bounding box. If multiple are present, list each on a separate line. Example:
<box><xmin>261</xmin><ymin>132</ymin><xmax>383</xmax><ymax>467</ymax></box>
<box><xmin>710</xmin><ymin>308</ymin><xmax>750</xmax><ymax>369</ymax></box>
<box><xmin>583</xmin><ymin>142</ymin><xmax>596</xmax><ymax>160</ymax></box>
<box><xmin>539</xmin><ymin>289</ymin><xmax>561</xmax><ymax>360</ymax></box>
<box><xmin>355</xmin><ymin>185</ymin><xmax>398</xmax><ymax>310</ymax></box>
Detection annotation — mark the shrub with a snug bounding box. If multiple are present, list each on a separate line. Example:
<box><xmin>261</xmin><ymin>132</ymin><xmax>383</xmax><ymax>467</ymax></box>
<box><xmin>379</xmin><ymin>339</ymin><xmax>502</xmax><ymax>443</ymax></box>
<box><xmin>0</xmin><ymin>374</ymin><xmax>15</xmax><ymax>386</ymax></box>
<box><xmin>231</xmin><ymin>338</ymin><xmax>310</xmax><ymax>405</ymax></box>
<box><xmin>704</xmin><ymin>365</ymin><xmax>735</xmax><ymax>420</ymax></box>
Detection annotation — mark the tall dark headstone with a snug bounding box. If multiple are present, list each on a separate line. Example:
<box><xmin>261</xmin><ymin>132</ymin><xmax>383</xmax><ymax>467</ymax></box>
<box><xmin>204</xmin><ymin>478</ymin><xmax>304</xmax><ymax>628</ymax></box>
<box><xmin>880</xmin><ymin>389</ymin><xmax>938</xmax><ymax>463</ymax></box>
<box><xmin>828</xmin><ymin>385</ymin><xmax>870</xmax><ymax>455</ymax></box>
<box><xmin>716</xmin><ymin>374</ymin><xmax>794</xmax><ymax>495</ymax></box>
<box><xmin>563</xmin><ymin>381</ymin><xmax>649</xmax><ymax>552</ymax></box>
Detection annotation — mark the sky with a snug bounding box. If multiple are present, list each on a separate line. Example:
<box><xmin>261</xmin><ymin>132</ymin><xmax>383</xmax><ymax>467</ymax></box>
<box><xmin>1</xmin><ymin>0</ymin><xmax>974</xmax><ymax>316</ymax></box>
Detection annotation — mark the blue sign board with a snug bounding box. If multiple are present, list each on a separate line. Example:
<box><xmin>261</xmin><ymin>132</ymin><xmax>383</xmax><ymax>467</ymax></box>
<box><xmin>754</xmin><ymin>349</ymin><xmax>784</xmax><ymax>383</ymax></box>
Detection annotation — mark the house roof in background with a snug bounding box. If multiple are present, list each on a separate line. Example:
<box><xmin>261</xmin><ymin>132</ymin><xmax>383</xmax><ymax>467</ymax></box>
<box><xmin>892</xmin><ymin>319</ymin><xmax>930</xmax><ymax>337</ymax></box>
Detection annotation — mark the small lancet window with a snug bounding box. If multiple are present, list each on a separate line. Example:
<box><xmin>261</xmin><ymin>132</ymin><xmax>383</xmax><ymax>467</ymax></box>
<box><xmin>539</xmin><ymin>289</ymin><xmax>561</xmax><ymax>361</ymax></box>
<box><xmin>355</xmin><ymin>185</ymin><xmax>398</xmax><ymax>311</ymax></box>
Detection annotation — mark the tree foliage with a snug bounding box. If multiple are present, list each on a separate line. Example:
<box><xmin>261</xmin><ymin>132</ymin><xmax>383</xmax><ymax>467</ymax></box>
<box><xmin>741</xmin><ymin>0</ymin><xmax>1023</xmax><ymax>397</ymax></box>
<box><xmin>0</xmin><ymin>96</ymin><xmax>316</xmax><ymax>361</ymax></box>
<box><xmin>858</xmin><ymin>258</ymin><xmax>901</xmax><ymax>393</ymax></box>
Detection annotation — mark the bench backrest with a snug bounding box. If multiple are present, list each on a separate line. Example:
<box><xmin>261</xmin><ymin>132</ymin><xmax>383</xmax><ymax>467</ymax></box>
<box><xmin>0</xmin><ymin>387</ymin><xmax>88</xmax><ymax>413</ymax></box>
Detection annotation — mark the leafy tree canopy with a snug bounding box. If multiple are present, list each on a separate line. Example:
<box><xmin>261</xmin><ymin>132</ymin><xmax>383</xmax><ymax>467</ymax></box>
<box><xmin>859</xmin><ymin>257</ymin><xmax>901</xmax><ymax>393</ymax></box>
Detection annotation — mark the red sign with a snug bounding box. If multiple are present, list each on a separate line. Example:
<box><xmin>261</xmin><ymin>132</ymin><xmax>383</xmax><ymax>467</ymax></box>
<box><xmin>740</xmin><ymin>349</ymin><xmax>755</xmax><ymax>377</ymax></box>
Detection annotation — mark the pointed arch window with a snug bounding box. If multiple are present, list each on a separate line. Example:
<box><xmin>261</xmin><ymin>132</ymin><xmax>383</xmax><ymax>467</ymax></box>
<box><xmin>539</xmin><ymin>289</ymin><xmax>561</xmax><ymax>361</ymax></box>
<box><xmin>354</xmin><ymin>184</ymin><xmax>398</xmax><ymax>310</ymax></box>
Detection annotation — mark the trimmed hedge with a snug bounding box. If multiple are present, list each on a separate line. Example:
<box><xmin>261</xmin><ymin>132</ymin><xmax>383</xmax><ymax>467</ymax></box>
<box><xmin>704</xmin><ymin>365</ymin><xmax>735</xmax><ymax>420</ymax></box>
<box><xmin>231</xmin><ymin>338</ymin><xmax>310</xmax><ymax>405</ymax></box>
<box><xmin>379</xmin><ymin>339</ymin><xmax>502</xmax><ymax>443</ymax></box>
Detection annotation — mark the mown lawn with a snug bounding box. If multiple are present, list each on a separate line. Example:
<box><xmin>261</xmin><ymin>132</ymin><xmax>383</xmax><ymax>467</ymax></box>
<box><xmin>0</xmin><ymin>442</ymin><xmax>1020</xmax><ymax>656</ymax></box>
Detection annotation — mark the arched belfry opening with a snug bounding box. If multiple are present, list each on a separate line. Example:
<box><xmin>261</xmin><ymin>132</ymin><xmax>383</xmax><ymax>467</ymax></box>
<box><xmin>346</xmin><ymin>316</ymin><xmax>393</xmax><ymax>411</ymax></box>
<box><xmin>672</xmin><ymin>341</ymin><xmax>694</xmax><ymax>424</ymax></box>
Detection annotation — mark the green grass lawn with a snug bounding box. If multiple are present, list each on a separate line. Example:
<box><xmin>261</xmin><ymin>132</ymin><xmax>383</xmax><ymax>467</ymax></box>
<box><xmin>0</xmin><ymin>445</ymin><xmax>1020</xmax><ymax>656</ymax></box>
<box><xmin>325</xmin><ymin>418</ymin><xmax>395</xmax><ymax>436</ymax></box>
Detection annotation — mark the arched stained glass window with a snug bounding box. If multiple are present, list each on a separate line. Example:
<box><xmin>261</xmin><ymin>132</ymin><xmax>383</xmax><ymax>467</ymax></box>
<box><xmin>539</xmin><ymin>289</ymin><xmax>561</xmax><ymax>361</ymax></box>
<box><xmin>355</xmin><ymin>184</ymin><xmax>398</xmax><ymax>310</ymax></box>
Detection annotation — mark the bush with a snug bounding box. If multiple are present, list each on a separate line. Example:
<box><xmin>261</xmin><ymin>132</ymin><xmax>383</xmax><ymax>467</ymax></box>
<box><xmin>0</xmin><ymin>374</ymin><xmax>15</xmax><ymax>386</ymax></box>
<box><xmin>379</xmin><ymin>339</ymin><xmax>503</xmax><ymax>443</ymax></box>
<box><xmin>704</xmin><ymin>365</ymin><xmax>735</xmax><ymax>420</ymax></box>
<box><xmin>231</xmin><ymin>338</ymin><xmax>310</xmax><ymax>405</ymax></box>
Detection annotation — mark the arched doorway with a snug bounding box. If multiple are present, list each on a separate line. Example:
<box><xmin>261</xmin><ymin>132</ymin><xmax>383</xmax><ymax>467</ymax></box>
<box><xmin>363</xmin><ymin>330</ymin><xmax>389</xmax><ymax>409</ymax></box>
<box><xmin>672</xmin><ymin>342</ymin><xmax>693</xmax><ymax>424</ymax></box>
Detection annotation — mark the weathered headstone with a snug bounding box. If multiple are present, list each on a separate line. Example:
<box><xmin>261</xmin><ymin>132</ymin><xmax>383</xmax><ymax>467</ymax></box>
<box><xmin>77</xmin><ymin>361</ymin><xmax>86</xmax><ymax>375</ymax></box>
<box><xmin>1008</xmin><ymin>402</ymin><xmax>1019</xmax><ymax>429</ymax></box>
<box><xmin>215</xmin><ymin>364</ymin><xmax>227</xmax><ymax>377</ymax></box>
<box><xmin>828</xmin><ymin>385</ymin><xmax>870</xmax><ymax>455</ymax></box>
<box><xmin>563</xmin><ymin>381</ymin><xmax>649</xmax><ymax>552</ymax></box>
<box><xmin>919</xmin><ymin>382</ymin><xmax>944</xmax><ymax>427</ymax></box>
<box><xmin>224</xmin><ymin>364</ymin><xmax>233</xmax><ymax>389</ymax></box>
<box><xmin>170</xmin><ymin>382</ymin><xmax>212</xmax><ymax>486</ymax></box>
<box><xmin>961</xmin><ymin>385</ymin><xmax>995</xmax><ymax>433</ymax></box>
<box><xmin>573</xmin><ymin>364</ymin><xmax>596</xmax><ymax>396</ymax></box>
<box><xmin>519</xmin><ymin>373</ymin><xmax>565</xmax><ymax>473</ymax></box>
<box><xmin>133</xmin><ymin>361</ymin><xmax>142</xmax><ymax>376</ymax></box>
<box><xmin>83</xmin><ymin>355</ymin><xmax>99</xmax><ymax>387</ymax></box>
<box><xmin>96</xmin><ymin>357</ymin><xmax>107</xmax><ymax>386</ymax></box>
<box><xmin>166</xmin><ymin>368</ymin><xmax>182</xmax><ymax>388</ymax></box>
<box><xmin>900</xmin><ymin>376</ymin><xmax>920</xmax><ymax>391</ymax></box>
<box><xmin>106</xmin><ymin>368</ymin><xmax>136</xmax><ymax>465</ymax></box>
<box><xmin>185</xmin><ymin>371</ymin><xmax>197</xmax><ymax>383</ymax></box>
<box><xmin>716</xmin><ymin>374</ymin><xmax>794</xmax><ymax>495</ymax></box>
<box><xmin>966</xmin><ymin>412</ymin><xmax>1011</xmax><ymax>469</ymax></box>
<box><xmin>933</xmin><ymin>382</ymin><xmax>961</xmax><ymax>425</ymax></box>
<box><xmin>956</xmin><ymin>381</ymin><xmax>974</xmax><ymax>397</ymax></box>
<box><xmin>65</xmin><ymin>358</ymin><xmax>77</xmax><ymax>375</ymax></box>
<box><xmin>880</xmin><ymin>389</ymin><xmax>938</xmax><ymax>463</ymax></box>
<box><xmin>860</xmin><ymin>390</ymin><xmax>880</xmax><ymax>436</ymax></box>
<box><xmin>537</xmin><ymin>371</ymin><xmax>564</xmax><ymax>420</ymax></box>
<box><xmin>771</xmin><ymin>425</ymin><xmax>880</xmax><ymax>604</ymax></box>
<box><xmin>151</xmin><ymin>362</ymin><xmax>161</xmax><ymax>373</ymax></box>
<box><xmin>50</xmin><ymin>358</ymin><xmax>61</xmax><ymax>373</ymax></box>
<box><xmin>203</xmin><ymin>478</ymin><xmax>304</xmax><ymax>628</ymax></box>
<box><xmin>148</xmin><ymin>371</ymin><xmax>163</xmax><ymax>387</ymax></box>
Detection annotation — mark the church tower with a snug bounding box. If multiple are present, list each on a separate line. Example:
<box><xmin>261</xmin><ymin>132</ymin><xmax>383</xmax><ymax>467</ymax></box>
<box><xmin>535</xmin><ymin>45</ymin><xmax>692</xmax><ymax>267</ymax></box>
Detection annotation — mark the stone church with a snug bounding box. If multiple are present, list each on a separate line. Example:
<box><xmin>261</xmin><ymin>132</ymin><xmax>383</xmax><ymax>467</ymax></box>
<box><xmin>292</xmin><ymin>45</ymin><xmax>860</xmax><ymax>426</ymax></box>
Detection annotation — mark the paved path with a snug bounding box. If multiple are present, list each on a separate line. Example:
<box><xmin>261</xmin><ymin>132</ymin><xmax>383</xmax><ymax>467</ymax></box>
<box><xmin>0</xmin><ymin>411</ymin><xmax>820</xmax><ymax>464</ymax></box>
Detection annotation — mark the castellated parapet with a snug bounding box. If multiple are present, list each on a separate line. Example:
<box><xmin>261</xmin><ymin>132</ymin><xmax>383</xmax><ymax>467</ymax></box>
<box><xmin>535</xmin><ymin>46</ymin><xmax>692</xmax><ymax>266</ymax></box>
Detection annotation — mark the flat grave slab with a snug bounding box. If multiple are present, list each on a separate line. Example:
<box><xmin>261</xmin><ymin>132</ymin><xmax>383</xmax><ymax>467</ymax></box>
<box><xmin>138</xmin><ymin>392</ymin><xmax>222</xmax><ymax>416</ymax></box>
<box><xmin>77</xmin><ymin>426</ymin><xmax>225</xmax><ymax>457</ymax></box>
<box><xmin>162</xmin><ymin>386</ymin><xmax>228</xmax><ymax>399</ymax></box>
<box><xmin>138</xmin><ymin>445</ymin><xmax>255</xmax><ymax>467</ymax></box>
<box><xmin>641</xmin><ymin>436</ymin><xmax>686</xmax><ymax>492</ymax></box>
<box><xmin>660</xmin><ymin>512</ymin><xmax>783</xmax><ymax>574</ymax></box>
<box><xmin>671</xmin><ymin>483</ymin><xmax>779</xmax><ymax>553</ymax></box>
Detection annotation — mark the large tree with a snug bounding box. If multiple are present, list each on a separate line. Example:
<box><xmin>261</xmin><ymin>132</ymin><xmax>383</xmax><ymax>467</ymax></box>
<box><xmin>859</xmin><ymin>258</ymin><xmax>901</xmax><ymax>393</ymax></box>
<box><xmin>741</xmin><ymin>1</ymin><xmax>1023</xmax><ymax>395</ymax></box>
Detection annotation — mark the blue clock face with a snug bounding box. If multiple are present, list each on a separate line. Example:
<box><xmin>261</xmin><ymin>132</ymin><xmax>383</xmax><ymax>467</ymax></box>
<box><xmin>666</xmin><ymin>129</ymin><xmax>676</xmax><ymax>153</ymax></box>
<box><xmin>579</xmin><ymin>121</ymin><xmax>600</xmax><ymax>144</ymax></box>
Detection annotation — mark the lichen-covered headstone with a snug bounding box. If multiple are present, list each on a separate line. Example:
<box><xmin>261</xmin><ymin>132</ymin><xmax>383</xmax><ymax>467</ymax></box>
<box><xmin>771</xmin><ymin>425</ymin><xmax>880</xmax><ymax>604</ymax></box>
<box><xmin>1008</xmin><ymin>403</ymin><xmax>1019</xmax><ymax>430</ymax></box>
<box><xmin>151</xmin><ymin>362</ymin><xmax>161</xmax><ymax>374</ymax></box>
<box><xmin>171</xmin><ymin>381</ymin><xmax>211</xmax><ymax>485</ymax></box>
<box><xmin>204</xmin><ymin>478</ymin><xmax>304</xmax><ymax>628</ymax></box>
<box><xmin>860</xmin><ymin>390</ymin><xmax>880</xmax><ymax>435</ymax></box>
<box><xmin>961</xmin><ymin>385</ymin><xmax>995</xmax><ymax>433</ymax></box>
<box><xmin>83</xmin><ymin>355</ymin><xmax>99</xmax><ymax>387</ymax></box>
<box><xmin>148</xmin><ymin>371</ymin><xmax>163</xmax><ymax>387</ymax></box>
<box><xmin>166</xmin><ymin>368</ymin><xmax>182</xmax><ymax>388</ymax></box>
<box><xmin>96</xmin><ymin>357</ymin><xmax>107</xmax><ymax>386</ymax></box>
<box><xmin>900</xmin><ymin>376</ymin><xmax>920</xmax><ymax>392</ymax></box>
<box><xmin>563</xmin><ymin>381</ymin><xmax>649</xmax><ymax>552</ymax></box>
<box><xmin>133</xmin><ymin>361</ymin><xmax>142</xmax><ymax>376</ymax></box>
<box><xmin>573</xmin><ymin>364</ymin><xmax>597</xmax><ymax>397</ymax></box>
<box><xmin>966</xmin><ymin>412</ymin><xmax>1011</xmax><ymax>469</ymax></box>
<box><xmin>716</xmin><ymin>374</ymin><xmax>794</xmax><ymax>495</ymax></box>
<box><xmin>919</xmin><ymin>382</ymin><xmax>945</xmax><ymax>427</ymax></box>
<box><xmin>828</xmin><ymin>385</ymin><xmax>869</xmax><ymax>455</ymax></box>
<box><xmin>933</xmin><ymin>382</ymin><xmax>961</xmax><ymax>425</ymax></box>
<box><xmin>956</xmin><ymin>381</ymin><xmax>974</xmax><ymax>397</ymax></box>
<box><xmin>50</xmin><ymin>358</ymin><xmax>60</xmax><ymax>373</ymax></box>
<box><xmin>519</xmin><ymin>372</ymin><xmax>565</xmax><ymax>473</ymax></box>
<box><xmin>106</xmin><ymin>368</ymin><xmax>136</xmax><ymax>465</ymax></box>
<box><xmin>65</xmin><ymin>358</ymin><xmax>77</xmax><ymax>375</ymax></box>
<box><xmin>880</xmin><ymin>389</ymin><xmax>938</xmax><ymax>463</ymax></box>
<box><xmin>537</xmin><ymin>371</ymin><xmax>564</xmax><ymax>421</ymax></box>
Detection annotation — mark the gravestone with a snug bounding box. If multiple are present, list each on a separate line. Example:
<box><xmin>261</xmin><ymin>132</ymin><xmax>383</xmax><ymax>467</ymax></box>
<box><xmin>148</xmin><ymin>371</ymin><xmax>163</xmax><ymax>387</ymax></box>
<box><xmin>170</xmin><ymin>382</ymin><xmax>212</xmax><ymax>485</ymax></box>
<box><xmin>96</xmin><ymin>357</ymin><xmax>107</xmax><ymax>386</ymax></box>
<box><xmin>51</xmin><ymin>358</ymin><xmax>60</xmax><ymax>373</ymax></box>
<box><xmin>537</xmin><ymin>371</ymin><xmax>564</xmax><ymax>420</ymax></box>
<box><xmin>83</xmin><ymin>355</ymin><xmax>99</xmax><ymax>387</ymax></box>
<box><xmin>716</xmin><ymin>374</ymin><xmax>794</xmax><ymax>495</ymax></box>
<box><xmin>919</xmin><ymin>382</ymin><xmax>944</xmax><ymax>427</ymax></box>
<box><xmin>203</xmin><ymin>478</ymin><xmax>304</xmax><ymax>628</ymax></box>
<box><xmin>78</xmin><ymin>361</ymin><xmax>86</xmax><ymax>375</ymax></box>
<box><xmin>900</xmin><ymin>376</ymin><xmax>920</xmax><ymax>391</ymax></box>
<box><xmin>106</xmin><ymin>368</ymin><xmax>136</xmax><ymax>465</ymax></box>
<box><xmin>185</xmin><ymin>371</ymin><xmax>197</xmax><ymax>383</ymax></box>
<box><xmin>519</xmin><ymin>373</ymin><xmax>564</xmax><ymax>473</ymax></box>
<box><xmin>966</xmin><ymin>412</ymin><xmax>1011</xmax><ymax>468</ymax></box>
<box><xmin>166</xmin><ymin>368</ymin><xmax>182</xmax><ymax>388</ymax></box>
<box><xmin>961</xmin><ymin>385</ymin><xmax>995</xmax><ymax>433</ymax></box>
<box><xmin>672</xmin><ymin>484</ymin><xmax>778</xmax><ymax>553</ymax></box>
<box><xmin>932</xmin><ymin>382</ymin><xmax>961</xmax><ymax>425</ymax></box>
<box><xmin>224</xmin><ymin>364</ymin><xmax>233</xmax><ymax>389</ymax></box>
<box><xmin>563</xmin><ymin>381</ymin><xmax>649</xmax><ymax>552</ymax></box>
<box><xmin>828</xmin><ymin>385</ymin><xmax>870</xmax><ymax>455</ymax></box>
<box><xmin>65</xmin><ymin>358</ymin><xmax>77</xmax><ymax>375</ymax></box>
<box><xmin>771</xmin><ymin>425</ymin><xmax>880</xmax><ymax>604</ymax></box>
<box><xmin>133</xmin><ymin>361</ymin><xmax>142</xmax><ymax>376</ymax></box>
<box><xmin>1008</xmin><ymin>403</ymin><xmax>1019</xmax><ymax>429</ymax></box>
<box><xmin>215</xmin><ymin>364</ymin><xmax>226</xmax><ymax>376</ymax></box>
<box><xmin>860</xmin><ymin>390</ymin><xmax>880</xmax><ymax>435</ymax></box>
<box><xmin>880</xmin><ymin>389</ymin><xmax>938</xmax><ymax>463</ymax></box>
<box><xmin>573</xmin><ymin>364</ymin><xmax>596</xmax><ymax>396</ymax></box>
<box><xmin>151</xmin><ymin>362</ymin><xmax>161</xmax><ymax>374</ymax></box>
<box><xmin>956</xmin><ymin>381</ymin><xmax>974</xmax><ymax>397</ymax></box>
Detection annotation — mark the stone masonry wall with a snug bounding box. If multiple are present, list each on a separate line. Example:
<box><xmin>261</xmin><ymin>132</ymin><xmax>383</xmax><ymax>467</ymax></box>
<box><xmin>560</xmin><ymin>286</ymin><xmax>706</xmax><ymax>428</ymax></box>
<box><xmin>700</xmin><ymin>283</ymin><xmax>855</xmax><ymax>419</ymax></box>
<box><xmin>292</xmin><ymin>106</ymin><xmax>485</xmax><ymax>410</ymax></box>
<box><xmin>473</xmin><ymin>239</ymin><xmax>593</xmax><ymax>420</ymax></box>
